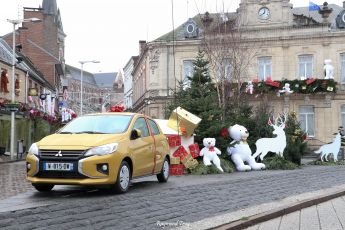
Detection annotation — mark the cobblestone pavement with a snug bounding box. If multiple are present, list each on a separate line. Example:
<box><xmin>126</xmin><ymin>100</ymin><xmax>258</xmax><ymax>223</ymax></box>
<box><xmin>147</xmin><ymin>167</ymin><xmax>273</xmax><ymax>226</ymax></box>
<box><xmin>1</xmin><ymin>163</ymin><xmax>345</xmax><ymax>230</ymax></box>
<box><xmin>245</xmin><ymin>195</ymin><xmax>345</xmax><ymax>230</ymax></box>
<box><xmin>0</xmin><ymin>161</ymin><xmax>34</xmax><ymax>200</ymax></box>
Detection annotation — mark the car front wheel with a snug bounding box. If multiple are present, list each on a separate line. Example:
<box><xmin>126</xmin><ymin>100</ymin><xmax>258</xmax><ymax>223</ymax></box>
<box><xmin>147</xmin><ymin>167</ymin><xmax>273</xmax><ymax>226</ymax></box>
<box><xmin>111</xmin><ymin>161</ymin><xmax>131</xmax><ymax>193</ymax></box>
<box><xmin>32</xmin><ymin>183</ymin><xmax>54</xmax><ymax>192</ymax></box>
<box><xmin>157</xmin><ymin>157</ymin><xmax>169</xmax><ymax>183</ymax></box>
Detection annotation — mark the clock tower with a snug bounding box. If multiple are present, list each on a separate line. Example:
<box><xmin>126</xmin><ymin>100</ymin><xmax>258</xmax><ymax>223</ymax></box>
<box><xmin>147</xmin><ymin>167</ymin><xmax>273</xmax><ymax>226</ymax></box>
<box><xmin>237</xmin><ymin>0</ymin><xmax>293</xmax><ymax>28</ymax></box>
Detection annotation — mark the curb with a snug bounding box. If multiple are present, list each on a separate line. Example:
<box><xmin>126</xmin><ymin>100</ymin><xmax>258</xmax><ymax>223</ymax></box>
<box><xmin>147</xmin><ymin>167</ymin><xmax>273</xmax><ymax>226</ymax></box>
<box><xmin>0</xmin><ymin>159</ymin><xmax>25</xmax><ymax>164</ymax></box>
<box><xmin>176</xmin><ymin>184</ymin><xmax>345</xmax><ymax>230</ymax></box>
<box><xmin>213</xmin><ymin>189</ymin><xmax>345</xmax><ymax>230</ymax></box>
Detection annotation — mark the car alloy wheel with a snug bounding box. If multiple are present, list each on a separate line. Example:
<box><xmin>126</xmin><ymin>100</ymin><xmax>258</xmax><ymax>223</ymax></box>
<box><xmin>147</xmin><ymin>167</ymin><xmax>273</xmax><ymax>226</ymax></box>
<box><xmin>119</xmin><ymin>164</ymin><xmax>130</xmax><ymax>190</ymax></box>
<box><xmin>157</xmin><ymin>158</ymin><xmax>169</xmax><ymax>183</ymax></box>
<box><xmin>111</xmin><ymin>161</ymin><xmax>131</xmax><ymax>193</ymax></box>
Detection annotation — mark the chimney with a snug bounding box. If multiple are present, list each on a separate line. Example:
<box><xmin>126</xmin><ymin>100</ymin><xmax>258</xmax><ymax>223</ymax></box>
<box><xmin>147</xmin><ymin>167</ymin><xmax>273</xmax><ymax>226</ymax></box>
<box><xmin>139</xmin><ymin>40</ymin><xmax>146</xmax><ymax>55</ymax></box>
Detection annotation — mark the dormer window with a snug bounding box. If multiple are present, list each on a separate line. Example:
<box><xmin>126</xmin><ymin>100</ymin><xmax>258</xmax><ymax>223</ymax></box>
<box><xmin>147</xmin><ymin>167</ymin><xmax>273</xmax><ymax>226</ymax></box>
<box><xmin>183</xmin><ymin>18</ymin><xmax>199</xmax><ymax>38</ymax></box>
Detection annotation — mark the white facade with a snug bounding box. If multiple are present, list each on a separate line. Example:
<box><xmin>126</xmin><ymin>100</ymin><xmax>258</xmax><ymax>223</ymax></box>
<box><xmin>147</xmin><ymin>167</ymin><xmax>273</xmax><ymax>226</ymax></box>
<box><xmin>123</xmin><ymin>57</ymin><xmax>137</xmax><ymax>110</ymax></box>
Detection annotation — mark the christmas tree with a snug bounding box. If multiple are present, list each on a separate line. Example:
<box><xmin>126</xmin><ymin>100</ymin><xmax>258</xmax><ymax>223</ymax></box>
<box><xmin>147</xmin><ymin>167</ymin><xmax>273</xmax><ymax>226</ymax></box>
<box><xmin>166</xmin><ymin>50</ymin><xmax>223</xmax><ymax>144</ymax></box>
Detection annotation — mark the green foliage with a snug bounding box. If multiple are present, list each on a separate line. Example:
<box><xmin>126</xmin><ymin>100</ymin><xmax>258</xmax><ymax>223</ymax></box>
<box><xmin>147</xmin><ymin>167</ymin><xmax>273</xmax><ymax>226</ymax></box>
<box><xmin>244</xmin><ymin>79</ymin><xmax>336</xmax><ymax>94</ymax></box>
<box><xmin>263</xmin><ymin>156</ymin><xmax>299</xmax><ymax>170</ymax></box>
<box><xmin>283</xmin><ymin>113</ymin><xmax>308</xmax><ymax>165</ymax></box>
<box><xmin>165</xmin><ymin>50</ymin><xmax>223</xmax><ymax>144</ymax></box>
<box><xmin>190</xmin><ymin>158</ymin><xmax>235</xmax><ymax>175</ymax></box>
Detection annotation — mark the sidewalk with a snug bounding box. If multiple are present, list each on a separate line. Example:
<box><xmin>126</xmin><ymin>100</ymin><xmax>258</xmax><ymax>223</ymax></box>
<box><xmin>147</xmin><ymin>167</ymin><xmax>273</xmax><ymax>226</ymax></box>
<box><xmin>177</xmin><ymin>184</ymin><xmax>345</xmax><ymax>230</ymax></box>
<box><xmin>0</xmin><ymin>153</ymin><xmax>26</xmax><ymax>163</ymax></box>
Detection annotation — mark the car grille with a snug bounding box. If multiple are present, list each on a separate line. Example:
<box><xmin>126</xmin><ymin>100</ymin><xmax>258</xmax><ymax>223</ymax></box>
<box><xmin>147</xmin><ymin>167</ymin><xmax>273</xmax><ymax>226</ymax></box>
<box><xmin>37</xmin><ymin>150</ymin><xmax>88</xmax><ymax>179</ymax></box>
<box><xmin>36</xmin><ymin>160</ymin><xmax>87</xmax><ymax>179</ymax></box>
<box><xmin>39</xmin><ymin>150</ymin><xmax>85</xmax><ymax>160</ymax></box>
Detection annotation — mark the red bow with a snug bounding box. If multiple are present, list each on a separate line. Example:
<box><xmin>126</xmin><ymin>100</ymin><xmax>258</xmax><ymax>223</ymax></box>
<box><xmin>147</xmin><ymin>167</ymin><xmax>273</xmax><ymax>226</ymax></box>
<box><xmin>209</xmin><ymin>146</ymin><xmax>215</xmax><ymax>151</ymax></box>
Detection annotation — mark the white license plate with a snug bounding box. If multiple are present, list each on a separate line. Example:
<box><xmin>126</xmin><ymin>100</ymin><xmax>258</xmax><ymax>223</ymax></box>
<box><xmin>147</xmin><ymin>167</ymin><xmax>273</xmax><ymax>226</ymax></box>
<box><xmin>43</xmin><ymin>162</ymin><xmax>74</xmax><ymax>171</ymax></box>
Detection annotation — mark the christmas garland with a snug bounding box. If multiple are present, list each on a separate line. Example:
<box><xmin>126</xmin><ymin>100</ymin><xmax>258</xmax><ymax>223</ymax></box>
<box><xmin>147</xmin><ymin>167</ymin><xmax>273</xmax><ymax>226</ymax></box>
<box><xmin>0</xmin><ymin>97</ymin><xmax>60</xmax><ymax>125</ymax></box>
<box><xmin>244</xmin><ymin>78</ymin><xmax>336</xmax><ymax>95</ymax></box>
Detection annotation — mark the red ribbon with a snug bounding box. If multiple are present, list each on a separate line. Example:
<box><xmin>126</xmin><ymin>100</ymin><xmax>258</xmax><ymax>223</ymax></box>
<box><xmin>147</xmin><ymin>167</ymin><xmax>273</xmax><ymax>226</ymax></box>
<box><xmin>209</xmin><ymin>146</ymin><xmax>215</xmax><ymax>151</ymax></box>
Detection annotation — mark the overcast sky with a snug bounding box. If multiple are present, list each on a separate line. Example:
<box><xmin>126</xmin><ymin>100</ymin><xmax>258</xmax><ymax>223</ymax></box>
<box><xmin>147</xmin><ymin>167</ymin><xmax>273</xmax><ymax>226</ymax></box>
<box><xmin>0</xmin><ymin>0</ymin><xmax>343</xmax><ymax>73</ymax></box>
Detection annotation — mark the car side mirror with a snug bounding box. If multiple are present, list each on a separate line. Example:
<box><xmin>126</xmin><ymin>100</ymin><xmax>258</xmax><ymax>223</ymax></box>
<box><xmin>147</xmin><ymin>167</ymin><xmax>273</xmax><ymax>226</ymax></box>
<box><xmin>130</xmin><ymin>129</ymin><xmax>142</xmax><ymax>140</ymax></box>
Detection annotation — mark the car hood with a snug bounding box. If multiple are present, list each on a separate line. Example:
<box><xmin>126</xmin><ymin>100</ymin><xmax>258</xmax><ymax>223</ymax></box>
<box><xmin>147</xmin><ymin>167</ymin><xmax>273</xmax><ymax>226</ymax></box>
<box><xmin>37</xmin><ymin>133</ymin><xmax>126</xmax><ymax>149</ymax></box>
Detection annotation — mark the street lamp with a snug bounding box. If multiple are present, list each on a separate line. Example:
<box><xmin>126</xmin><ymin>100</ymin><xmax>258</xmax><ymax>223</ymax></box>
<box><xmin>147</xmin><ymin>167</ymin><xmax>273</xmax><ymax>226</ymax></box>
<box><xmin>79</xmin><ymin>60</ymin><xmax>100</xmax><ymax>115</ymax></box>
<box><xmin>7</xmin><ymin>17</ymin><xmax>41</xmax><ymax>160</ymax></box>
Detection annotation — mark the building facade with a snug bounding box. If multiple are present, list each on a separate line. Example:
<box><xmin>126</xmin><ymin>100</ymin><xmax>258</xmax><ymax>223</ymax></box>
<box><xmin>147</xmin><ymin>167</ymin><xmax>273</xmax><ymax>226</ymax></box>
<box><xmin>131</xmin><ymin>0</ymin><xmax>345</xmax><ymax>146</ymax></box>
<box><xmin>123</xmin><ymin>55</ymin><xmax>138</xmax><ymax>111</ymax></box>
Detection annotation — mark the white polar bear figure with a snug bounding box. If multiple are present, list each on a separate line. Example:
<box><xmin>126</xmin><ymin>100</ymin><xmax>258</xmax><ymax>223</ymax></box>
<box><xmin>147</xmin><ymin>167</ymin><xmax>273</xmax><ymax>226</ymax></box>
<box><xmin>200</xmin><ymin>138</ymin><xmax>224</xmax><ymax>172</ymax></box>
<box><xmin>227</xmin><ymin>124</ymin><xmax>265</xmax><ymax>172</ymax></box>
<box><xmin>279</xmin><ymin>83</ymin><xmax>293</xmax><ymax>95</ymax></box>
<box><xmin>324</xmin><ymin>59</ymin><xmax>334</xmax><ymax>79</ymax></box>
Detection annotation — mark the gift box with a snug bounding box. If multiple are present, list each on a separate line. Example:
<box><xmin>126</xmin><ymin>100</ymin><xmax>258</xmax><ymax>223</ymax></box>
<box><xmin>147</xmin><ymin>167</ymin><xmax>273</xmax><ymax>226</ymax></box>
<box><xmin>172</xmin><ymin>146</ymin><xmax>189</xmax><ymax>161</ymax></box>
<box><xmin>167</xmin><ymin>107</ymin><xmax>202</xmax><ymax>136</ymax></box>
<box><xmin>182</xmin><ymin>155</ymin><xmax>199</xmax><ymax>169</ymax></box>
<box><xmin>170</xmin><ymin>156</ymin><xmax>181</xmax><ymax>165</ymax></box>
<box><xmin>188</xmin><ymin>143</ymin><xmax>200</xmax><ymax>158</ymax></box>
<box><xmin>169</xmin><ymin>164</ymin><xmax>185</xmax><ymax>175</ymax></box>
<box><xmin>166</xmin><ymin>135</ymin><xmax>181</xmax><ymax>148</ymax></box>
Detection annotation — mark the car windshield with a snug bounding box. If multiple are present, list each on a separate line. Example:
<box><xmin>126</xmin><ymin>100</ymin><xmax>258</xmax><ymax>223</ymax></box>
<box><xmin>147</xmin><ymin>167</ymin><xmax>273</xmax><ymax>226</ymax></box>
<box><xmin>58</xmin><ymin>114</ymin><xmax>133</xmax><ymax>134</ymax></box>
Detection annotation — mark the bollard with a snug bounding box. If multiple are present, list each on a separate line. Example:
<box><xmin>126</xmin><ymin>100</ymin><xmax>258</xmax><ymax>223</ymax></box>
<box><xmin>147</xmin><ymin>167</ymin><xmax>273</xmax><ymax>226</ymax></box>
<box><xmin>17</xmin><ymin>139</ymin><xmax>24</xmax><ymax>160</ymax></box>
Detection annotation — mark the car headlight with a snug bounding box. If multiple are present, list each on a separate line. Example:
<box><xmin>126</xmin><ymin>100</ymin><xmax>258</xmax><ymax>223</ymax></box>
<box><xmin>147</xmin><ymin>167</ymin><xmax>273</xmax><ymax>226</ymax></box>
<box><xmin>84</xmin><ymin>143</ymin><xmax>118</xmax><ymax>156</ymax></box>
<box><xmin>28</xmin><ymin>143</ymin><xmax>39</xmax><ymax>156</ymax></box>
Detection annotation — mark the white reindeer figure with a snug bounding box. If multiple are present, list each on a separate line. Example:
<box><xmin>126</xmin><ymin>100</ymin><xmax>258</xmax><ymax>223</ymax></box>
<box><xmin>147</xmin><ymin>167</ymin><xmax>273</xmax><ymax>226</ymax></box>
<box><xmin>252</xmin><ymin>114</ymin><xmax>287</xmax><ymax>161</ymax></box>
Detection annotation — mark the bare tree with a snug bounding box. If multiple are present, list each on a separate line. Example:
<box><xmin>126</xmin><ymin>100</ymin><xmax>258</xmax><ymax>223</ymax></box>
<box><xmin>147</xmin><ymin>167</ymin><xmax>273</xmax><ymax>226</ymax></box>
<box><xmin>199</xmin><ymin>11</ymin><xmax>260</xmax><ymax>117</ymax></box>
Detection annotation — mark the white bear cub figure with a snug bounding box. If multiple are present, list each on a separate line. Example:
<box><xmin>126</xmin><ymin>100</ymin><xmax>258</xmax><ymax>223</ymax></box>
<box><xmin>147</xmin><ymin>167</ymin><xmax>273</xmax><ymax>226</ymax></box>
<box><xmin>227</xmin><ymin>124</ymin><xmax>265</xmax><ymax>172</ymax></box>
<box><xmin>200</xmin><ymin>138</ymin><xmax>224</xmax><ymax>172</ymax></box>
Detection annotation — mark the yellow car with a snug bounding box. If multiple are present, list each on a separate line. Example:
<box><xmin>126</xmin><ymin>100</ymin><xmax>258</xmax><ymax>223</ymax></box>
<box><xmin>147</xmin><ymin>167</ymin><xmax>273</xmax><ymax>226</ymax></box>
<box><xmin>26</xmin><ymin>112</ymin><xmax>170</xmax><ymax>193</ymax></box>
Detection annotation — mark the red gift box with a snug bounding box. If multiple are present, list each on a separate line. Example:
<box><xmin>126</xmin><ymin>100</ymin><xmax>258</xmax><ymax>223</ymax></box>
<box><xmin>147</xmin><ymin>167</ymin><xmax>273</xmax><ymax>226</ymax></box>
<box><xmin>169</xmin><ymin>164</ymin><xmax>185</xmax><ymax>175</ymax></box>
<box><xmin>172</xmin><ymin>146</ymin><xmax>189</xmax><ymax>161</ymax></box>
<box><xmin>188</xmin><ymin>143</ymin><xmax>200</xmax><ymax>158</ymax></box>
<box><xmin>167</xmin><ymin>135</ymin><xmax>181</xmax><ymax>148</ymax></box>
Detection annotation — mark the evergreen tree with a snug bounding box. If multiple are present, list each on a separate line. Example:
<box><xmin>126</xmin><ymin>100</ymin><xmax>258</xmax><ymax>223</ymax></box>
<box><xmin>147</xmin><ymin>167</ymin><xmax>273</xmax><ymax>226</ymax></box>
<box><xmin>166</xmin><ymin>50</ymin><xmax>222</xmax><ymax>144</ymax></box>
<box><xmin>283</xmin><ymin>112</ymin><xmax>308</xmax><ymax>165</ymax></box>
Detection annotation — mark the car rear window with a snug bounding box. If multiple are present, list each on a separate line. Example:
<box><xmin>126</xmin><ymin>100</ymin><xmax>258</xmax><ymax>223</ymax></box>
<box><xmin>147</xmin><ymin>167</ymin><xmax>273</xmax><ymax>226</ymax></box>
<box><xmin>58</xmin><ymin>115</ymin><xmax>133</xmax><ymax>134</ymax></box>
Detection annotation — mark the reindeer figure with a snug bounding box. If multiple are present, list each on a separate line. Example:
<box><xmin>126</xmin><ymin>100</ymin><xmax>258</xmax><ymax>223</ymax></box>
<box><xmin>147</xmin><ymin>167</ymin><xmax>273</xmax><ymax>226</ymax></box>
<box><xmin>252</xmin><ymin>114</ymin><xmax>287</xmax><ymax>161</ymax></box>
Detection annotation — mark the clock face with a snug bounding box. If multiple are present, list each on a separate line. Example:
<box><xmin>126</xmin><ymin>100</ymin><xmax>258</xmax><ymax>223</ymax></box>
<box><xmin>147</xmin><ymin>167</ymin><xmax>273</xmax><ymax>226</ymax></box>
<box><xmin>258</xmin><ymin>7</ymin><xmax>270</xmax><ymax>20</ymax></box>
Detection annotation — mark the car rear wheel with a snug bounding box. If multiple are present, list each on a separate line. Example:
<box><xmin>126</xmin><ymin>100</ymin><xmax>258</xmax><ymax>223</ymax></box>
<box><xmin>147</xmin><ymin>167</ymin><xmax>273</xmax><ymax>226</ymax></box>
<box><xmin>157</xmin><ymin>157</ymin><xmax>169</xmax><ymax>183</ymax></box>
<box><xmin>32</xmin><ymin>183</ymin><xmax>54</xmax><ymax>192</ymax></box>
<box><xmin>111</xmin><ymin>161</ymin><xmax>131</xmax><ymax>193</ymax></box>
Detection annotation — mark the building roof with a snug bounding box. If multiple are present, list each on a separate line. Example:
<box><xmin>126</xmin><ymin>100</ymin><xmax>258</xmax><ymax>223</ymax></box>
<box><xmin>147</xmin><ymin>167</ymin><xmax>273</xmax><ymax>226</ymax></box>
<box><xmin>65</xmin><ymin>64</ymin><xmax>97</xmax><ymax>85</ymax></box>
<box><xmin>94</xmin><ymin>72</ymin><xmax>118</xmax><ymax>88</ymax></box>
<box><xmin>42</xmin><ymin>0</ymin><xmax>58</xmax><ymax>15</ymax></box>
<box><xmin>292</xmin><ymin>4</ymin><xmax>343</xmax><ymax>24</ymax></box>
<box><xmin>154</xmin><ymin>3</ymin><xmax>344</xmax><ymax>42</ymax></box>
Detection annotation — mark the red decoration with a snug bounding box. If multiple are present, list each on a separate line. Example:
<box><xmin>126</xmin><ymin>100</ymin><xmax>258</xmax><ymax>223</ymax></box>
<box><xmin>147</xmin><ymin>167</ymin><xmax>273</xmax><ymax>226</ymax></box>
<box><xmin>109</xmin><ymin>105</ymin><xmax>125</xmax><ymax>112</ymax></box>
<box><xmin>220</xmin><ymin>127</ymin><xmax>229</xmax><ymax>138</ymax></box>
<box><xmin>252</xmin><ymin>78</ymin><xmax>259</xmax><ymax>84</ymax></box>
<box><xmin>0</xmin><ymin>70</ymin><xmax>9</xmax><ymax>93</ymax></box>
<box><xmin>167</xmin><ymin>135</ymin><xmax>181</xmax><ymax>148</ymax></box>
<box><xmin>172</xmin><ymin>146</ymin><xmax>189</xmax><ymax>161</ymax></box>
<box><xmin>265</xmin><ymin>78</ymin><xmax>280</xmax><ymax>88</ymax></box>
<box><xmin>169</xmin><ymin>164</ymin><xmax>185</xmax><ymax>175</ymax></box>
<box><xmin>188</xmin><ymin>143</ymin><xmax>200</xmax><ymax>158</ymax></box>
<box><xmin>306</xmin><ymin>78</ymin><xmax>316</xmax><ymax>85</ymax></box>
